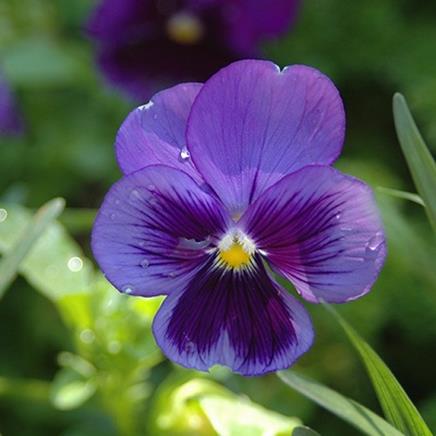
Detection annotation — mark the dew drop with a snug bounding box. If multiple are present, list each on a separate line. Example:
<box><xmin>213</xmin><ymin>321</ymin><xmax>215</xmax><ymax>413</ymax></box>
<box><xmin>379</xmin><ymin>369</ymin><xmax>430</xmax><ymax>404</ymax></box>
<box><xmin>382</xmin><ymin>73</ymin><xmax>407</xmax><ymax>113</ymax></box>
<box><xmin>0</xmin><ymin>208</ymin><xmax>8</xmax><ymax>223</ymax></box>
<box><xmin>168</xmin><ymin>272</ymin><xmax>176</xmax><ymax>278</ymax></box>
<box><xmin>129</xmin><ymin>189</ymin><xmax>141</xmax><ymax>202</ymax></box>
<box><xmin>122</xmin><ymin>284</ymin><xmax>135</xmax><ymax>294</ymax></box>
<box><xmin>110</xmin><ymin>212</ymin><xmax>117</xmax><ymax>220</ymax></box>
<box><xmin>108</xmin><ymin>340</ymin><xmax>121</xmax><ymax>354</ymax></box>
<box><xmin>80</xmin><ymin>329</ymin><xmax>95</xmax><ymax>344</ymax></box>
<box><xmin>335</xmin><ymin>213</ymin><xmax>341</xmax><ymax>220</ymax></box>
<box><xmin>140</xmin><ymin>258</ymin><xmax>150</xmax><ymax>268</ymax></box>
<box><xmin>67</xmin><ymin>256</ymin><xmax>83</xmax><ymax>272</ymax></box>
<box><xmin>179</xmin><ymin>147</ymin><xmax>190</xmax><ymax>162</ymax></box>
<box><xmin>178</xmin><ymin>236</ymin><xmax>211</xmax><ymax>250</ymax></box>
<box><xmin>365</xmin><ymin>233</ymin><xmax>384</xmax><ymax>258</ymax></box>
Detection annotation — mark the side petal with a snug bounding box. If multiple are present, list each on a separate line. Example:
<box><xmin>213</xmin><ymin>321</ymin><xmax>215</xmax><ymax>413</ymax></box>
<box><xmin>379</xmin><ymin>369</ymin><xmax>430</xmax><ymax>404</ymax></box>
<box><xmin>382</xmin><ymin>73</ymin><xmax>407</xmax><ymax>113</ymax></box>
<box><xmin>240</xmin><ymin>165</ymin><xmax>386</xmax><ymax>303</ymax></box>
<box><xmin>92</xmin><ymin>165</ymin><xmax>229</xmax><ymax>297</ymax></box>
<box><xmin>115</xmin><ymin>82</ymin><xmax>203</xmax><ymax>181</ymax></box>
<box><xmin>153</xmin><ymin>255</ymin><xmax>313</xmax><ymax>376</ymax></box>
<box><xmin>187</xmin><ymin>59</ymin><xmax>345</xmax><ymax>214</ymax></box>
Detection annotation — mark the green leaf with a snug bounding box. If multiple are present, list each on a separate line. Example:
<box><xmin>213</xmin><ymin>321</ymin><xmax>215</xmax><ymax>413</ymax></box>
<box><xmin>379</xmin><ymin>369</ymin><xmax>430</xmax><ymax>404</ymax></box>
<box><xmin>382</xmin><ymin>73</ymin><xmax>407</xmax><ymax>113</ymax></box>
<box><xmin>50</xmin><ymin>367</ymin><xmax>96</xmax><ymax>411</ymax></box>
<box><xmin>292</xmin><ymin>426</ymin><xmax>321</xmax><ymax>436</ymax></box>
<box><xmin>377</xmin><ymin>187</ymin><xmax>425</xmax><ymax>207</ymax></box>
<box><xmin>278</xmin><ymin>370</ymin><xmax>403</xmax><ymax>436</ymax></box>
<box><xmin>2</xmin><ymin>37</ymin><xmax>88</xmax><ymax>86</ymax></box>
<box><xmin>393</xmin><ymin>93</ymin><xmax>436</xmax><ymax>232</ymax></box>
<box><xmin>0</xmin><ymin>202</ymin><xmax>93</xmax><ymax>301</ymax></box>
<box><xmin>151</xmin><ymin>377</ymin><xmax>301</xmax><ymax>435</ymax></box>
<box><xmin>0</xmin><ymin>198</ymin><xmax>65</xmax><ymax>299</ymax></box>
<box><xmin>325</xmin><ymin>304</ymin><xmax>432</xmax><ymax>436</ymax></box>
<box><xmin>198</xmin><ymin>394</ymin><xmax>301</xmax><ymax>436</ymax></box>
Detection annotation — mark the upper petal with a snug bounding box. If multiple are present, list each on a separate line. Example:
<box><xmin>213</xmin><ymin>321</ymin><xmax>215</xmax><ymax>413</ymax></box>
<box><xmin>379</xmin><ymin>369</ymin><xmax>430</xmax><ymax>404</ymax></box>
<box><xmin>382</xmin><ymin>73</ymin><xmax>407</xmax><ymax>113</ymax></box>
<box><xmin>153</xmin><ymin>254</ymin><xmax>313</xmax><ymax>375</ymax></box>
<box><xmin>187</xmin><ymin>60</ymin><xmax>345</xmax><ymax>214</ymax></box>
<box><xmin>239</xmin><ymin>165</ymin><xmax>386</xmax><ymax>303</ymax></box>
<box><xmin>115</xmin><ymin>82</ymin><xmax>203</xmax><ymax>181</ymax></box>
<box><xmin>92</xmin><ymin>165</ymin><xmax>229</xmax><ymax>297</ymax></box>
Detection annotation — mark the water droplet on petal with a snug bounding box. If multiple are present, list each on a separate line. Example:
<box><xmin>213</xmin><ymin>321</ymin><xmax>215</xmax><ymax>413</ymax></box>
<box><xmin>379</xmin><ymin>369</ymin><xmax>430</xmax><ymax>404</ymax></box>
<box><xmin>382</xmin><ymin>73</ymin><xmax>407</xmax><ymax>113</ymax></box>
<box><xmin>129</xmin><ymin>189</ymin><xmax>141</xmax><ymax>203</ymax></box>
<box><xmin>365</xmin><ymin>233</ymin><xmax>384</xmax><ymax>258</ymax></box>
<box><xmin>168</xmin><ymin>272</ymin><xmax>176</xmax><ymax>278</ymax></box>
<box><xmin>110</xmin><ymin>212</ymin><xmax>117</xmax><ymax>221</ymax></box>
<box><xmin>335</xmin><ymin>213</ymin><xmax>341</xmax><ymax>220</ymax></box>
<box><xmin>122</xmin><ymin>284</ymin><xmax>134</xmax><ymax>294</ymax></box>
<box><xmin>179</xmin><ymin>147</ymin><xmax>190</xmax><ymax>162</ymax></box>
<box><xmin>178</xmin><ymin>237</ymin><xmax>211</xmax><ymax>250</ymax></box>
<box><xmin>140</xmin><ymin>258</ymin><xmax>149</xmax><ymax>268</ymax></box>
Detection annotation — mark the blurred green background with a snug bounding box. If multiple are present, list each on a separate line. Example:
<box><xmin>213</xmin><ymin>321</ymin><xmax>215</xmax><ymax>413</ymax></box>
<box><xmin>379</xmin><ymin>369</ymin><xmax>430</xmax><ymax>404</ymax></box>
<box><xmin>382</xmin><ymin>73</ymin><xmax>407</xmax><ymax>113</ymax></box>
<box><xmin>0</xmin><ymin>0</ymin><xmax>435</xmax><ymax>435</ymax></box>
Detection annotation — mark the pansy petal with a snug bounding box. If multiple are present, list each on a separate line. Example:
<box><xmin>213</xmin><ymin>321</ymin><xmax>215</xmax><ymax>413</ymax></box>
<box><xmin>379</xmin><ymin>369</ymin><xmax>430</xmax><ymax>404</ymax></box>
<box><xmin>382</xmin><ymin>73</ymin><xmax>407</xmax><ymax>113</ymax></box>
<box><xmin>240</xmin><ymin>165</ymin><xmax>386</xmax><ymax>303</ymax></box>
<box><xmin>222</xmin><ymin>0</ymin><xmax>300</xmax><ymax>54</ymax></box>
<box><xmin>153</xmin><ymin>255</ymin><xmax>313</xmax><ymax>375</ymax></box>
<box><xmin>92</xmin><ymin>165</ymin><xmax>229</xmax><ymax>297</ymax></box>
<box><xmin>187</xmin><ymin>60</ymin><xmax>345</xmax><ymax>214</ymax></box>
<box><xmin>115</xmin><ymin>83</ymin><xmax>203</xmax><ymax>180</ymax></box>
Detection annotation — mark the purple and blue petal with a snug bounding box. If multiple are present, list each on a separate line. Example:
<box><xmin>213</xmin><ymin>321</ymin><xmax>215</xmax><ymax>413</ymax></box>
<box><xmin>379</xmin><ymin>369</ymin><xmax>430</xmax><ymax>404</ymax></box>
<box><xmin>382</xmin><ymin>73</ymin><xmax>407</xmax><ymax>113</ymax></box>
<box><xmin>240</xmin><ymin>165</ymin><xmax>386</xmax><ymax>303</ymax></box>
<box><xmin>87</xmin><ymin>0</ymin><xmax>300</xmax><ymax>99</ymax></box>
<box><xmin>92</xmin><ymin>165</ymin><xmax>229</xmax><ymax>297</ymax></box>
<box><xmin>0</xmin><ymin>74</ymin><xmax>24</xmax><ymax>136</ymax></box>
<box><xmin>115</xmin><ymin>82</ymin><xmax>203</xmax><ymax>182</ymax></box>
<box><xmin>221</xmin><ymin>0</ymin><xmax>300</xmax><ymax>54</ymax></box>
<box><xmin>153</xmin><ymin>254</ymin><xmax>313</xmax><ymax>376</ymax></box>
<box><xmin>187</xmin><ymin>60</ymin><xmax>345</xmax><ymax>215</ymax></box>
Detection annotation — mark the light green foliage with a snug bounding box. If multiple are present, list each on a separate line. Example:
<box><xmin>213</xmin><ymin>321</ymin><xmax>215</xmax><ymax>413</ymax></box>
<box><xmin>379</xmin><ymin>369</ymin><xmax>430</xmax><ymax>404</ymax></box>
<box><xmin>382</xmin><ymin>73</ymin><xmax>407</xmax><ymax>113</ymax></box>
<box><xmin>279</xmin><ymin>370</ymin><xmax>403</xmax><ymax>436</ymax></box>
<box><xmin>393</xmin><ymin>94</ymin><xmax>436</xmax><ymax>232</ymax></box>
<box><xmin>150</xmin><ymin>377</ymin><xmax>301</xmax><ymax>436</ymax></box>
<box><xmin>325</xmin><ymin>305</ymin><xmax>432</xmax><ymax>436</ymax></box>
<box><xmin>0</xmin><ymin>201</ymin><xmax>93</xmax><ymax>300</ymax></box>
<box><xmin>0</xmin><ymin>198</ymin><xmax>64</xmax><ymax>298</ymax></box>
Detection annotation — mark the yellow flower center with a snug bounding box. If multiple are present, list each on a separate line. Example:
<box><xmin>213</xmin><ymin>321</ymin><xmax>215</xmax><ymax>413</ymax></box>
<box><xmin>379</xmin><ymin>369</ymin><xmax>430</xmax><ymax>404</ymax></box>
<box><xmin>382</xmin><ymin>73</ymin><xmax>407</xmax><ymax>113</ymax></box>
<box><xmin>219</xmin><ymin>242</ymin><xmax>251</xmax><ymax>269</ymax></box>
<box><xmin>166</xmin><ymin>12</ymin><xmax>204</xmax><ymax>45</ymax></box>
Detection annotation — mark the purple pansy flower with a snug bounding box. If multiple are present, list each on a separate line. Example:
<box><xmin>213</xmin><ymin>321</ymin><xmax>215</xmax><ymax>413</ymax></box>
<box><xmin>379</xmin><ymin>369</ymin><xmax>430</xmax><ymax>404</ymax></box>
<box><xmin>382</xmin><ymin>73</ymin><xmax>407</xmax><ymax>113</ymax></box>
<box><xmin>0</xmin><ymin>73</ymin><xmax>24</xmax><ymax>136</ymax></box>
<box><xmin>87</xmin><ymin>0</ymin><xmax>299</xmax><ymax>99</ymax></box>
<box><xmin>92</xmin><ymin>60</ymin><xmax>386</xmax><ymax>376</ymax></box>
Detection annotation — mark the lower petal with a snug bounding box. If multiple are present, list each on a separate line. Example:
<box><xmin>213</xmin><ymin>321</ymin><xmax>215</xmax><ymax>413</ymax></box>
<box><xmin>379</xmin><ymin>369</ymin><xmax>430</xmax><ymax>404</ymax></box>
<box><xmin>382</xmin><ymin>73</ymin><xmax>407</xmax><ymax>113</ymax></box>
<box><xmin>153</xmin><ymin>255</ymin><xmax>313</xmax><ymax>376</ymax></box>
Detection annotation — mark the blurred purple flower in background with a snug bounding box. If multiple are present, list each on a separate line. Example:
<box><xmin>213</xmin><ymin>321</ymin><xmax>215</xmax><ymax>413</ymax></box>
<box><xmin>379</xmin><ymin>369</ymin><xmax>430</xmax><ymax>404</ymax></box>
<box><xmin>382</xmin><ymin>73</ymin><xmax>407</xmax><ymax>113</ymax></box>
<box><xmin>0</xmin><ymin>73</ymin><xmax>24</xmax><ymax>136</ymax></box>
<box><xmin>87</xmin><ymin>0</ymin><xmax>299</xmax><ymax>99</ymax></box>
<box><xmin>92</xmin><ymin>60</ymin><xmax>386</xmax><ymax>376</ymax></box>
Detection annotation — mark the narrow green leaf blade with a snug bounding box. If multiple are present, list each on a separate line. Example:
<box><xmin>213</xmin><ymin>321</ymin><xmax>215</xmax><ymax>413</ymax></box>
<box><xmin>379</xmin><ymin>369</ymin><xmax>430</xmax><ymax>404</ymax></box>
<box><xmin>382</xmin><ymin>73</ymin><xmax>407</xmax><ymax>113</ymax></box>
<box><xmin>325</xmin><ymin>304</ymin><xmax>432</xmax><ymax>436</ymax></box>
<box><xmin>393</xmin><ymin>93</ymin><xmax>436</xmax><ymax>232</ymax></box>
<box><xmin>0</xmin><ymin>202</ymin><xmax>93</xmax><ymax>301</ymax></box>
<box><xmin>292</xmin><ymin>426</ymin><xmax>321</xmax><ymax>436</ymax></box>
<box><xmin>377</xmin><ymin>187</ymin><xmax>425</xmax><ymax>207</ymax></box>
<box><xmin>0</xmin><ymin>198</ymin><xmax>65</xmax><ymax>298</ymax></box>
<box><xmin>278</xmin><ymin>370</ymin><xmax>403</xmax><ymax>436</ymax></box>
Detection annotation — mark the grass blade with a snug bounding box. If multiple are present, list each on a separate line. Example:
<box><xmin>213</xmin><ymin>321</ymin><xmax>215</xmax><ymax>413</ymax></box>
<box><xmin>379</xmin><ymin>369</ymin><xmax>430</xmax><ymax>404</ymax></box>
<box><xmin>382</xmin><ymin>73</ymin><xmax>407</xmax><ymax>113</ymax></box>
<box><xmin>325</xmin><ymin>304</ymin><xmax>432</xmax><ymax>436</ymax></box>
<box><xmin>377</xmin><ymin>187</ymin><xmax>425</xmax><ymax>207</ymax></box>
<box><xmin>0</xmin><ymin>198</ymin><xmax>65</xmax><ymax>298</ymax></box>
<box><xmin>393</xmin><ymin>93</ymin><xmax>436</xmax><ymax>232</ymax></box>
<box><xmin>278</xmin><ymin>370</ymin><xmax>404</xmax><ymax>436</ymax></box>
